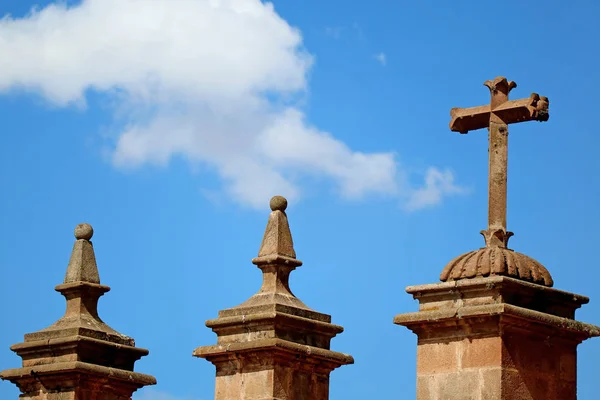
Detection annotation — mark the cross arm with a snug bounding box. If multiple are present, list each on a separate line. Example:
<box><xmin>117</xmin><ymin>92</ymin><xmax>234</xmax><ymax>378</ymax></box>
<box><xmin>449</xmin><ymin>105</ymin><xmax>490</xmax><ymax>134</ymax></box>
<box><xmin>449</xmin><ymin>93</ymin><xmax>549</xmax><ymax>134</ymax></box>
<box><xmin>493</xmin><ymin>93</ymin><xmax>549</xmax><ymax>125</ymax></box>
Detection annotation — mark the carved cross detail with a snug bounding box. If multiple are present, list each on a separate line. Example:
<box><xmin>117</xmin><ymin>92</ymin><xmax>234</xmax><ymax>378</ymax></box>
<box><xmin>449</xmin><ymin>77</ymin><xmax>549</xmax><ymax>248</ymax></box>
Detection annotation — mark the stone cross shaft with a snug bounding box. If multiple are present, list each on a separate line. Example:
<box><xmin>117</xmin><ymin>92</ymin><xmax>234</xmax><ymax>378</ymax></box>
<box><xmin>449</xmin><ymin>77</ymin><xmax>549</xmax><ymax>248</ymax></box>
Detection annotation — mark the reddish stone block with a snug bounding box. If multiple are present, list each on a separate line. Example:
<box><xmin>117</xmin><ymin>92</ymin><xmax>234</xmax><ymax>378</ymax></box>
<box><xmin>461</xmin><ymin>336</ymin><xmax>502</xmax><ymax>369</ymax></box>
<box><xmin>417</xmin><ymin>341</ymin><xmax>459</xmax><ymax>374</ymax></box>
<box><xmin>395</xmin><ymin>276</ymin><xmax>599</xmax><ymax>400</ymax></box>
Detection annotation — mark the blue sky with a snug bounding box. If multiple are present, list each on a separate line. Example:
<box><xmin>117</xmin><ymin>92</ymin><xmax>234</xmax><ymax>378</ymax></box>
<box><xmin>1</xmin><ymin>1</ymin><xmax>599</xmax><ymax>399</ymax></box>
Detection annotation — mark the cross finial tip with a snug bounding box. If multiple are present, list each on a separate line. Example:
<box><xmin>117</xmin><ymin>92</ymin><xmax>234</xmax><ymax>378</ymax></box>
<box><xmin>74</xmin><ymin>223</ymin><xmax>93</xmax><ymax>241</ymax></box>
<box><xmin>484</xmin><ymin>76</ymin><xmax>517</xmax><ymax>93</ymax></box>
<box><xmin>269</xmin><ymin>196</ymin><xmax>288</xmax><ymax>212</ymax></box>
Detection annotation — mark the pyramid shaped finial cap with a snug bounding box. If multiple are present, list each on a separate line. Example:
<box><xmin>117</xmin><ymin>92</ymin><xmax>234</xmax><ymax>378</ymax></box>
<box><xmin>64</xmin><ymin>223</ymin><xmax>100</xmax><ymax>284</ymax></box>
<box><xmin>255</xmin><ymin>196</ymin><xmax>300</xmax><ymax>263</ymax></box>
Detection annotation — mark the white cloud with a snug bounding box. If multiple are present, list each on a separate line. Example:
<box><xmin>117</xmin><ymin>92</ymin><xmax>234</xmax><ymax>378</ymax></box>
<box><xmin>0</xmin><ymin>0</ymin><xmax>463</xmax><ymax>210</ymax></box>
<box><xmin>257</xmin><ymin>108</ymin><xmax>399</xmax><ymax>199</ymax></box>
<box><xmin>404</xmin><ymin>167</ymin><xmax>466</xmax><ymax>212</ymax></box>
<box><xmin>374</xmin><ymin>52</ymin><xmax>387</xmax><ymax>66</ymax></box>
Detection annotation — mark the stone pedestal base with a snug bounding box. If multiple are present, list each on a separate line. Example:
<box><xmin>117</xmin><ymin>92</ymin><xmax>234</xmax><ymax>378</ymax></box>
<box><xmin>1</xmin><ymin>361</ymin><xmax>155</xmax><ymax>400</ymax></box>
<box><xmin>200</xmin><ymin>340</ymin><xmax>342</xmax><ymax>400</ymax></box>
<box><xmin>394</xmin><ymin>276</ymin><xmax>599</xmax><ymax>400</ymax></box>
<box><xmin>194</xmin><ymin>304</ymin><xmax>353</xmax><ymax>400</ymax></box>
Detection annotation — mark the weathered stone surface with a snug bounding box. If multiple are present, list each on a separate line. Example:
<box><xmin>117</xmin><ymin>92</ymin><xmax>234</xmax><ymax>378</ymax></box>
<box><xmin>395</xmin><ymin>276</ymin><xmax>599</xmax><ymax>399</ymax></box>
<box><xmin>65</xmin><ymin>223</ymin><xmax>100</xmax><ymax>284</ymax></box>
<box><xmin>398</xmin><ymin>83</ymin><xmax>597</xmax><ymax>399</ymax></box>
<box><xmin>257</xmin><ymin>195</ymin><xmax>296</xmax><ymax>259</ymax></box>
<box><xmin>0</xmin><ymin>224</ymin><xmax>156</xmax><ymax>399</ymax></box>
<box><xmin>443</xmin><ymin>77</ymin><xmax>553</xmax><ymax>286</ymax></box>
<box><xmin>194</xmin><ymin>196</ymin><xmax>352</xmax><ymax>400</ymax></box>
<box><xmin>441</xmin><ymin>246</ymin><xmax>553</xmax><ymax>287</ymax></box>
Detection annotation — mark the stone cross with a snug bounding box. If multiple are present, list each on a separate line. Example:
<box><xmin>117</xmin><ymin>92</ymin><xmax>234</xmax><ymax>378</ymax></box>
<box><xmin>449</xmin><ymin>76</ymin><xmax>549</xmax><ymax>248</ymax></box>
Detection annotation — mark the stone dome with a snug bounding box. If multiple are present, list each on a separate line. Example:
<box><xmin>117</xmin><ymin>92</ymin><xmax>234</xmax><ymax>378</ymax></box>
<box><xmin>440</xmin><ymin>246</ymin><xmax>554</xmax><ymax>287</ymax></box>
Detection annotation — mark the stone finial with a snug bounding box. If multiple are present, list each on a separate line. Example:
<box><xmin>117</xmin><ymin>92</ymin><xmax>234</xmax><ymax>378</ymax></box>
<box><xmin>46</xmin><ymin>223</ymin><xmax>118</xmax><ymax>337</ymax></box>
<box><xmin>256</xmin><ymin>195</ymin><xmax>297</xmax><ymax>260</ymax></box>
<box><xmin>194</xmin><ymin>197</ymin><xmax>352</xmax><ymax>400</ymax></box>
<box><xmin>248</xmin><ymin>196</ymin><xmax>304</xmax><ymax>309</ymax></box>
<box><xmin>483</xmin><ymin>76</ymin><xmax>517</xmax><ymax>95</ymax></box>
<box><xmin>0</xmin><ymin>224</ymin><xmax>155</xmax><ymax>399</ymax></box>
<box><xmin>269</xmin><ymin>195</ymin><xmax>288</xmax><ymax>211</ymax></box>
<box><xmin>64</xmin><ymin>223</ymin><xmax>100</xmax><ymax>284</ymax></box>
<box><xmin>444</xmin><ymin>77</ymin><xmax>554</xmax><ymax>286</ymax></box>
<box><xmin>74</xmin><ymin>222</ymin><xmax>94</xmax><ymax>240</ymax></box>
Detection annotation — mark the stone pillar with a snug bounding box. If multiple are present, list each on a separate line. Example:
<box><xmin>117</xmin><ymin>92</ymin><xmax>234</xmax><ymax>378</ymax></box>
<box><xmin>0</xmin><ymin>223</ymin><xmax>156</xmax><ymax>400</ymax></box>
<box><xmin>394</xmin><ymin>247</ymin><xmax>600</xmax><ymax>400</ymax></box>
<box><xmin>194</xmin><ymin>196</ymin><xmax>353</xmax><ymax>400</ymax></box>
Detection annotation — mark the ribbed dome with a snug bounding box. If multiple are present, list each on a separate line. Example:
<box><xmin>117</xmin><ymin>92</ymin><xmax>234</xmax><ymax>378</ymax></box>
<box><xmin>440</xmin><ymin>246</ymin><xmax>553</xmax><ymax>287</ymax></box>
